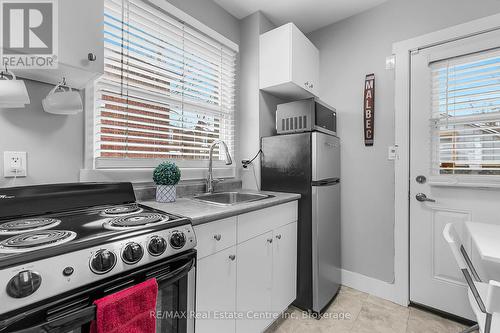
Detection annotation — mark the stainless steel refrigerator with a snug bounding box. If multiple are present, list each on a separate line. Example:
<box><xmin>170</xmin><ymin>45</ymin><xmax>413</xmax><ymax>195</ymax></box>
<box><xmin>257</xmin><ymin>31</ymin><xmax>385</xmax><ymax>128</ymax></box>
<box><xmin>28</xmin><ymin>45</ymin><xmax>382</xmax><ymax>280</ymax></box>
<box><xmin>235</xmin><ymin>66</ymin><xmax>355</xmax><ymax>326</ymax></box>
<box><xmin>261</xmin><ymin>131</ymin><xmax>341</xmax><ymax>313</ymax></box>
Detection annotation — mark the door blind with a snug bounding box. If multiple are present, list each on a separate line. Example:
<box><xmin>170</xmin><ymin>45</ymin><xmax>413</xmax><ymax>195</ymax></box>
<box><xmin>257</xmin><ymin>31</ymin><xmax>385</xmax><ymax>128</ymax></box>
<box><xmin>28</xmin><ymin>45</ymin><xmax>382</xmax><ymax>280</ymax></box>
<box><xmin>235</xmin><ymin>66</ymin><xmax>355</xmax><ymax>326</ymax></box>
<box><xmin>95</xmin><ymin>0</ymin><xmax>237</xmax><ymax>163</ymax></box>
<box><xmin>430</xmin><ymin>49</ymin><xmax>500</xmax><ymax>175</ymax></box>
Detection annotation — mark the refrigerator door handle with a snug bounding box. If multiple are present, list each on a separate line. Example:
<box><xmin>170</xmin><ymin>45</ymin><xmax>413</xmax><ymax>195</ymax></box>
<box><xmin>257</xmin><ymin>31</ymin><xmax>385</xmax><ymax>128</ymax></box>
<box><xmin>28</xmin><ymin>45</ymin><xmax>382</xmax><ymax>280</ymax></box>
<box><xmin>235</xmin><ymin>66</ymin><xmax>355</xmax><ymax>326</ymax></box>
<box><xmin>311</xmin><ymin>178</ymin><xmax>340</xmax><ymax>186</ymax></box>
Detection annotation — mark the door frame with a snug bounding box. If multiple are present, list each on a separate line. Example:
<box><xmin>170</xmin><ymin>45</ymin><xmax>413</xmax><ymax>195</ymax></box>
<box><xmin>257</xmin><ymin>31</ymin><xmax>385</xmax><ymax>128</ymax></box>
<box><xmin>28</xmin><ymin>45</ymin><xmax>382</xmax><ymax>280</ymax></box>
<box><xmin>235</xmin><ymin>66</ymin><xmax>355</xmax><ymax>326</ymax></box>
<box><xmin>392</xmin><ymin>13</ymin><xmax>500</xmax><ymax>307</ymax></box>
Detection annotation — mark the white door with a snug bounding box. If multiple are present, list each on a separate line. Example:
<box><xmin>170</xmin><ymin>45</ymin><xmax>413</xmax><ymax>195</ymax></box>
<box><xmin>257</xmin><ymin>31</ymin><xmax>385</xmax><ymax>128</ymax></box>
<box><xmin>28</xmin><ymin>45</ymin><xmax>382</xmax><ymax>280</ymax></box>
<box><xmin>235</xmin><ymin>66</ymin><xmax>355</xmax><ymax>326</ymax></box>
<box><xmin>410</xmin><ymin>28</ymin><xmax>500</xmax><ymax>319</ymax></box>
<box><xmin>196</xmin><ymin>246</ymin><xmax>237</xmax><ymax>333</ymax></box>
<box><xmin>236</xmin><ymin>232</ymin><xmax>273</xmax><ymax>333</ymax></box>
<box><xmin>271</xmin><ymin>222</ymin><xmax>297</xmax><ymax>314</ymax></box>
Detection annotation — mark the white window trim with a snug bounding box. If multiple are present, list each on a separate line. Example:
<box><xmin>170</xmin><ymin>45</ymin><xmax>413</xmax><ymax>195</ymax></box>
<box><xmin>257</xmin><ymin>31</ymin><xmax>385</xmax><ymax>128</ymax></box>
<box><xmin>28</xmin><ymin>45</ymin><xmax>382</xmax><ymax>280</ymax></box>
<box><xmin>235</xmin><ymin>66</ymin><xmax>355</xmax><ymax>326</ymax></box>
<box><xmin>81</xmin><ymin>0</ymin><xmax>238</xmax><ymax>182</ymax></box>
<box><xmin>390</xmin><ymin>13</ymin><xmax>500</xmax><ymax>308</ymax></box>
<box><xmin>427</xmin><ymin>175</ymin><xmax>500</xmax><ymax>188</ymax></box>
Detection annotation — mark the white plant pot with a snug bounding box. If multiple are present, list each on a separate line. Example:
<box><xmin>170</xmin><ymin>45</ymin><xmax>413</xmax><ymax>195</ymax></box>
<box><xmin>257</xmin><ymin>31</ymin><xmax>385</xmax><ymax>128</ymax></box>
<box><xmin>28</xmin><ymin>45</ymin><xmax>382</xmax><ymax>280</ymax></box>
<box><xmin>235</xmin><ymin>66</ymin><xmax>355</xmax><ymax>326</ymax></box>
<box><xmin>156</xmin><ymin>185</ymin><xmax>176</xmax><ymax>203</ymax></box>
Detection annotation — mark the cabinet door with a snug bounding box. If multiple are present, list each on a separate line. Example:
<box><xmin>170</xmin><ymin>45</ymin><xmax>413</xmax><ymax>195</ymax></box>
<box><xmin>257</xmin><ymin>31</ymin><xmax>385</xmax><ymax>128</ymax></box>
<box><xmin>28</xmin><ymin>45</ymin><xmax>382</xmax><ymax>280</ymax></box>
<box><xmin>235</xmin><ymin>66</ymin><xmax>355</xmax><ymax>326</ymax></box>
<box><xmin>196</xmin><ymin>246</ymin><xmax>237</xmax><ymax>333</ymax></box>
<box><xmin>272</xmin><ymin>222</ymin><xmax>298</xmax><ymax>314</ymax></box>
<box><xmin>291</xmin><ymin>24</ymin><xmax>320</xmax><ymax>96</ymax></box>
<box><xmin>259</xmin><ymin>24</ymin><xmax>291</xmax><ymax>91</ymax></box>
<box><xmin>16</xmin><ymin>0</ymin><xmax>103</xmax><ymax>88</ymax></box>
<box><xmin>194</xmin><ymin>217</ymin><xmax>237</xmax><ymax>259</ymax></box>
<box><xmin>59</xmin><ymin>0</ymin><xmax>104</xmax><ymax>73</ymax></box>
<box><xmin>236</xmin><ymin>232</ymin><xmax>273</xmax><ymax>333</ymax></box>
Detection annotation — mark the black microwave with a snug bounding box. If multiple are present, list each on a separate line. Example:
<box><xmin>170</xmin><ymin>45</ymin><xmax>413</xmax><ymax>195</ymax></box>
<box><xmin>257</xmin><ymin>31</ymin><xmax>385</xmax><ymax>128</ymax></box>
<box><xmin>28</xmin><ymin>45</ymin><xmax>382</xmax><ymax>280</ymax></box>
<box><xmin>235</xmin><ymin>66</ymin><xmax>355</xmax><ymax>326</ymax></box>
<box><xmin>276</xmin><ymin>98</ymin><xmax>337</xmax><ymax>136</ymax></box>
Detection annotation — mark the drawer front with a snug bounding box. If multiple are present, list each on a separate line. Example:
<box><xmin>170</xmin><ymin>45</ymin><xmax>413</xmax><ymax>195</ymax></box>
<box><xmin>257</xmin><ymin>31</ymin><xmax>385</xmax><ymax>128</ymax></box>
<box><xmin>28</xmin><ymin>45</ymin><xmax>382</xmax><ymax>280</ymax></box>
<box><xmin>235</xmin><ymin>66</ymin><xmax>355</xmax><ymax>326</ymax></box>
<box><xmin>194</xmin><ymin>217</ymin><xmax>237</xmax><ymax>259</ymax></box>
<box><xmin>238</xmin><ymin>201</ymin><xmax>298</xmax><ymax>243</ymax></box>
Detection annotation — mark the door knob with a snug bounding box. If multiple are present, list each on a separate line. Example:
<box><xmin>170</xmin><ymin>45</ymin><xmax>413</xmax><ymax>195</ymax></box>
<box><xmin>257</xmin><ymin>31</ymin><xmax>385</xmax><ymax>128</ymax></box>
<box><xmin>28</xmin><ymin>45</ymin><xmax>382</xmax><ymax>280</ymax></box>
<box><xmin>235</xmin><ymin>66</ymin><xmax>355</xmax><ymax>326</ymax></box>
<box><xmin>213</xmin><ymin>234</ymin><xmax>221</xmax><ymax>241</ymax></box>
<box><xmin>416</xmin><ymin>193</ymin><xmax>436</xmax><ymax>203</ymax></box>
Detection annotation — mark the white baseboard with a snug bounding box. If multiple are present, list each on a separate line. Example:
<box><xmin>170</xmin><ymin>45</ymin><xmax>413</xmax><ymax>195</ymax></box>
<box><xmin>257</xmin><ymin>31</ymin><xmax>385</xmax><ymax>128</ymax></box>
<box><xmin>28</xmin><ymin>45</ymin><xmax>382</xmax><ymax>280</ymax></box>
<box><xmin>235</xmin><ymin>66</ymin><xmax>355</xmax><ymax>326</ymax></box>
<box><xmin>341</xmin><ymin>269</ymin><xmax>408</xmax><ymax>307</ymax></box>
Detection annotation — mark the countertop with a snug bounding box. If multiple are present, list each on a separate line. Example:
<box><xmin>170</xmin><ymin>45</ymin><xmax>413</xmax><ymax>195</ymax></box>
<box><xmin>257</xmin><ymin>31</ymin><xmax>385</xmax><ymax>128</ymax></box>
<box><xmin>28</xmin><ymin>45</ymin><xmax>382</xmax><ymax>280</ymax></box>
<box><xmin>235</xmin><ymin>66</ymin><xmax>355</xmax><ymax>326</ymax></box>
<box><xmin>140</xmin><ymin>190</ymin><xmax>301</xmax><ymax>225</ymax></box>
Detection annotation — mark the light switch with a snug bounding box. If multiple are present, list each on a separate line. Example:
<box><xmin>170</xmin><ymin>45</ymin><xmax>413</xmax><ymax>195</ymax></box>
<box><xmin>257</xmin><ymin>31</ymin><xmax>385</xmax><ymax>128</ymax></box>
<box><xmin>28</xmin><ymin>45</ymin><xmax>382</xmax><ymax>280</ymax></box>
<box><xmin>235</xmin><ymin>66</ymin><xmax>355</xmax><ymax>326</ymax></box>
<box><xmin>385</xmin><ymin>55</ymin><xmax>396</xmax><ymax>70</ymax></box>
<box><xmin>3</xmin><ymin>151</ymin><xmax>27</xmax><ymax>178</ymax></box>
<box><xmin>388</xmin><ymin>145</ymin><xmax>398</xmax><ymax>160</ymax></box>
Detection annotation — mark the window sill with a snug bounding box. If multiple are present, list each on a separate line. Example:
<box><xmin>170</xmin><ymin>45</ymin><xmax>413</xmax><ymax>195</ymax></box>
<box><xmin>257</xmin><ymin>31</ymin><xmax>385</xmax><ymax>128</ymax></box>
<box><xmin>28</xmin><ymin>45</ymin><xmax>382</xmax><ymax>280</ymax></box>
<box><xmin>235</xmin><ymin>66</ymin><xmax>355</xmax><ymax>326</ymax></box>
<box><xmin>428</xmin><ymin>175</ymin><xmax>500</xmax><ymax>189</ymax></box>
<box><xmin>79</xmin><ymin>166</ymin><xmax>236</xmax><ymax>183</ymax></box>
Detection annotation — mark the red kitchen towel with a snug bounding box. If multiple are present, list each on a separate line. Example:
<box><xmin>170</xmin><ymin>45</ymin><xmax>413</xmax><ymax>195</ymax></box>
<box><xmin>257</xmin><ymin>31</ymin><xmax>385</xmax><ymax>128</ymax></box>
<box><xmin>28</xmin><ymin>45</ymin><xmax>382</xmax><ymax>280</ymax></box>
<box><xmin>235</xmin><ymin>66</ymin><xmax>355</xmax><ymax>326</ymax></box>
<box><xmin>90</xmin><ymin>278</ymin><xmax>158</xmax><ymax>333</ymax></box>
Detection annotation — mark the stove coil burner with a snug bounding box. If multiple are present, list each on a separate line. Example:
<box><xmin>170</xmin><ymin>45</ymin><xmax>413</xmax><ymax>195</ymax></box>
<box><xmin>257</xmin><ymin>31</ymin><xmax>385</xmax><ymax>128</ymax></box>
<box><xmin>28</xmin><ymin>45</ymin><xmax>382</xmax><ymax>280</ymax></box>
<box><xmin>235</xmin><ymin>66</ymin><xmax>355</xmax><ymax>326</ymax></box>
<box><xmin>0</xmin><ymin>218</ymin><xmax>61</xmax><ymax>235</ymax></box>
<box><xmin>104</xmin><ymin>213</ymin><xmax>169</xmax><ymax>231</ymax></box>
<box><xmin>0</xmin><ymin>230</ymin><xmax>77</xmax><ymax>253</ymax></box>
<box><xmin>101</xmin><ymin>204</ymin><xmax>142</xmax><ymax>216</ymax></box>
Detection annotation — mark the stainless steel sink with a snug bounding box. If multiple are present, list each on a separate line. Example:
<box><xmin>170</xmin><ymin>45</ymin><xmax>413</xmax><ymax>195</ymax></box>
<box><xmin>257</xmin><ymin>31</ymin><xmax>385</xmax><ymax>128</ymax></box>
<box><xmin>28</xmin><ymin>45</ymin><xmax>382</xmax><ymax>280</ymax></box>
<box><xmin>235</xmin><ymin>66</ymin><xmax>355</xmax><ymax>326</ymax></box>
<box><xmin>193</xmin><ymin>192</ymin><xmax>273</xmax><ymax>206</ymax></box>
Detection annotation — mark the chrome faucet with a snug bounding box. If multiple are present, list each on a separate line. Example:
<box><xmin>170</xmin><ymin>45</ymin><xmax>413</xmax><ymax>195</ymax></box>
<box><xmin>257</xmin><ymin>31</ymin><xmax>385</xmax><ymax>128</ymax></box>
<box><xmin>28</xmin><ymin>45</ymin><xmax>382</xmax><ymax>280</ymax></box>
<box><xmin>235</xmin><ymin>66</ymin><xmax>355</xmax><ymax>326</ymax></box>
<box><xmin>207</xmin><ymin>140</ymin><xmax>233</xmax><ymax>193</ymax></box>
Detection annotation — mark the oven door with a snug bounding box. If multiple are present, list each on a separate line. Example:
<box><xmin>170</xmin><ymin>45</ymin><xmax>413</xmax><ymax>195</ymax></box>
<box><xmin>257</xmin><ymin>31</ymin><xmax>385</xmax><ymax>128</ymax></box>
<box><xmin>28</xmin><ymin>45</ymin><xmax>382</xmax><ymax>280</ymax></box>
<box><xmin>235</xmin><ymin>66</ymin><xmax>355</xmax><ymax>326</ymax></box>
<box><xmin>0</xmin><ymin>250</ymin><xmax>196</xmax><ymax>333</ymax></box>
<box><xmin>155</xmin><ymin>257</ymin><xmax>195</xmax><ymax>333</ymax></box>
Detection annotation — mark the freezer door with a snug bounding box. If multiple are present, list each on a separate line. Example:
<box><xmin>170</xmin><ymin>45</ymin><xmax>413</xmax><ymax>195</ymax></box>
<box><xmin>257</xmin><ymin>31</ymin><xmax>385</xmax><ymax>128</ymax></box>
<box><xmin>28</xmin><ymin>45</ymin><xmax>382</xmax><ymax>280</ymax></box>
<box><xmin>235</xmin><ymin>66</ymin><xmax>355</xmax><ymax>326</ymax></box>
<box><xmin>311</xmin><ymin>182</ymin><xmax>341</xmax><ymax>312</ymax></box>
<box><xmin>312</xmin><ymin>132</ymin><xmax>340</xmax><ymax>181</ymax></box>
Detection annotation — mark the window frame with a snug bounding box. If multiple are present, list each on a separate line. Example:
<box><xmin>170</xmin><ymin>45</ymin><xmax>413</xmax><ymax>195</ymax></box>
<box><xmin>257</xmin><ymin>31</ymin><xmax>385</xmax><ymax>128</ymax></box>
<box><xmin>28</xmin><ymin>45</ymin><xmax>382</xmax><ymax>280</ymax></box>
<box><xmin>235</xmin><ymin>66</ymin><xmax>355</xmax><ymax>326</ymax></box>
<box><xmin>82</xmin><ymin>0</ymin><xmax>238</xmax><ymax>181</ymax></box>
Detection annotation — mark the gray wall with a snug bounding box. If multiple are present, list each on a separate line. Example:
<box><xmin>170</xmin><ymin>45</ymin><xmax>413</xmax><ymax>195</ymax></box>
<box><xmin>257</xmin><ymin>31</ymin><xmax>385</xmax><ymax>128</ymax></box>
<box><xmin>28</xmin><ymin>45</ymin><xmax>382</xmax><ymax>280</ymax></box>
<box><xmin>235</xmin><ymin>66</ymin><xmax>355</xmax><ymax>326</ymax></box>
<box><xmin>238</xmin><ymin>13</ymin><xmax>261</xmax><ymax>190</ymax></box>
<box><xmin>0</xmin><ymin>0</ymin><xmax>240</xmax><ymax>188</ymax></box>
<box><xmin>237</xmin><ymin>12</ymin><xmax>283</xmax><ymax>189</ymax></box>
<box><xmin>165</xmin><ymin>0</ymin><xmax>240</xmax><ymax>44</ymax></box>
<box><xmin>308</xmin><ymin>0</ymin><xmax>500</xmax><ymax>282</ymax></box>
<box><xmin>0</xmin><ymin>80</ymin><xmax>84</xmax><ymax>187</ymax></box>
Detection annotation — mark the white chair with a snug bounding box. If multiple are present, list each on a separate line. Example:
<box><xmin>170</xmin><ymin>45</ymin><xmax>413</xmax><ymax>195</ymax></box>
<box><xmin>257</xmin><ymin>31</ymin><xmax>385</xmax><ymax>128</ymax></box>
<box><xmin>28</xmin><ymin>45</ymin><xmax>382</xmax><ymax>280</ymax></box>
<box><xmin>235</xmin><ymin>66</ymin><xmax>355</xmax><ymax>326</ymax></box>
<box><xmin>443</xmin><ymin>223</ymin><xmax>500</xmax><ymax>333</ymax></box>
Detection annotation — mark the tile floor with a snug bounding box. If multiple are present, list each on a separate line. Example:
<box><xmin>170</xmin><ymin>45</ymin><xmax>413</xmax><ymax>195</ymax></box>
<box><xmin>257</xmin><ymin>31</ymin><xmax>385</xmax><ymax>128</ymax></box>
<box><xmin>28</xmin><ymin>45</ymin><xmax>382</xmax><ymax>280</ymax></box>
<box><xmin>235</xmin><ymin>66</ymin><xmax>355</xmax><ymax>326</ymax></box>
<box><xmin>266</xmin><ymin>286</ymin><xmax>472</xmax><ymax>333</ymax></box>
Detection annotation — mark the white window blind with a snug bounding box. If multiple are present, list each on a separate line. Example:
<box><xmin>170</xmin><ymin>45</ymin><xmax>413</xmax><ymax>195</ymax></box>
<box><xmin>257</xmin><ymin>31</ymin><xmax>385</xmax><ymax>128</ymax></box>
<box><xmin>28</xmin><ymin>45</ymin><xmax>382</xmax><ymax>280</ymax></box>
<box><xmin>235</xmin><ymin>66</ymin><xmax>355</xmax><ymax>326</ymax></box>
<box><xmin>431</xmin><ymin>49</ymin><xmax>500</xmax><ymax>175</ymax></box>
<box><xmin>94</xmin><ymin>0</ymin><xmax>236</xmax><ymax>165</ymax></box>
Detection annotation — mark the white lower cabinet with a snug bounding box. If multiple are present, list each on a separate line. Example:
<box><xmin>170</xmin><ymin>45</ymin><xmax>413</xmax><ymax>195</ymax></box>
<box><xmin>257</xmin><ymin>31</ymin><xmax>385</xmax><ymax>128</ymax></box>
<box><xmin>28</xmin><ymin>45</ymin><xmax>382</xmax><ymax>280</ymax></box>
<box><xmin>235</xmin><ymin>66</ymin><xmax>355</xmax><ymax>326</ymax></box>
<box><xmin>271</xmin><ymin>222</ymin><xmax>298</xmax><ymax>314</ymax></box>
<box><xmin>236</xmin><ymin>232</ymin><xmax>274</xmax><ymax>333</ymax></box>
<box><xmin>196</xmin><ymin>246</ymin><xmax>237</xmax><ymax>333</ymax></box>
<box><xmin>195</xmin><ymin>201</ymin><xmax>298</xmax><ymax>333</ymax></box>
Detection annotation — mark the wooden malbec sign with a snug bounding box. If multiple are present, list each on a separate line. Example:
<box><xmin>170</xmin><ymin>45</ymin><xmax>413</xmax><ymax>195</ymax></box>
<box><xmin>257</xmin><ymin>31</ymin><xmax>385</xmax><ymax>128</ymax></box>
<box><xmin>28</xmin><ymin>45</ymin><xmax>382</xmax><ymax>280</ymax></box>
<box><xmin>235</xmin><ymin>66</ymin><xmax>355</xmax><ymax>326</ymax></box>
<box><xmin>364</xmin><ymin>73</ymin><xmax>375</xmax><ymax>146</ymax></box>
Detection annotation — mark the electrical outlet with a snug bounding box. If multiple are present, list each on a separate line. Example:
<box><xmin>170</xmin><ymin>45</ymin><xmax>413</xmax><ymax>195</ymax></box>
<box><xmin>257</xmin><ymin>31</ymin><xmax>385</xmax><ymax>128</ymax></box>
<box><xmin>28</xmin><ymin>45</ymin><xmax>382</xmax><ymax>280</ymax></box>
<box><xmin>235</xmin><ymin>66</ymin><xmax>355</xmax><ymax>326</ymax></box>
<box><xmin>3</xmin><ymin>151</ymin><xmax>27</xmax><ymax>178</ymax></box>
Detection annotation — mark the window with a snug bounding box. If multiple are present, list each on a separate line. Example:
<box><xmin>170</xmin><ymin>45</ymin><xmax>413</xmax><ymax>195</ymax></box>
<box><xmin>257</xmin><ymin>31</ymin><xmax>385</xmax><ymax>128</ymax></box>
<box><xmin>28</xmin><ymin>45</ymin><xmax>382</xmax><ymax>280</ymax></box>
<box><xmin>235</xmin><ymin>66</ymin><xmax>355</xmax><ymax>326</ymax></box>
<box><xmin>431</xmin><ymin>49</ymin><xmax>500</xmax><ymax>175</ymax></box>
<box><xmin>93</xmin><ymin>0</ymin><xmax>237</xmax><ymax>168</ymax></box>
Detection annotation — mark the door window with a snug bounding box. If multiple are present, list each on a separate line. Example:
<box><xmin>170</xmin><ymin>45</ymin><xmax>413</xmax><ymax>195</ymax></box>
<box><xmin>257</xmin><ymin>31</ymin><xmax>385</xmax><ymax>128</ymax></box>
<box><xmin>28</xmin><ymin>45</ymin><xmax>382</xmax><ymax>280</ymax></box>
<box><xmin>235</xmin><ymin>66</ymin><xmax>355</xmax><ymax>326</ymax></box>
<box><xmin>430</xmin><ymin>49</ymin><xmax>500</xmax><ymax>175</ymax></box>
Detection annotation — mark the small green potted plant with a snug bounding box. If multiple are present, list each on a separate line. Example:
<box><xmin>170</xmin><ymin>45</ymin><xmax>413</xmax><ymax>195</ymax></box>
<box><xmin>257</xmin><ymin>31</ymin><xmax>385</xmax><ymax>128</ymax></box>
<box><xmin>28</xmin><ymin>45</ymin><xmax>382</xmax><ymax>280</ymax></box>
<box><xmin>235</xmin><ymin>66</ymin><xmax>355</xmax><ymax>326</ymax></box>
<box><xmin>153</xmin><ymin>162</ymin><xmax>181</xmax><ymax>203</ymax></box>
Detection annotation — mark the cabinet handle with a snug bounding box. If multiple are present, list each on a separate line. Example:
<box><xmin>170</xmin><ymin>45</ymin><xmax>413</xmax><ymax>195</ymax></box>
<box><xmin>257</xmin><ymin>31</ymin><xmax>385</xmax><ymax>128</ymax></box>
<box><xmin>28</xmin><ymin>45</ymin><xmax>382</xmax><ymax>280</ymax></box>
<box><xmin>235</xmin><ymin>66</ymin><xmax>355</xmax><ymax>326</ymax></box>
<box><xmin>267</xmin><ymin>238</ymin><xmax>273</xmax><ymax>244</ymax></box>
<box><xmin>304</xmin><ymin>81</ymin><xmax>309</xmax><ymax>87</ymax></box>
<box><xmin>275</xmin><ymin>234</ymin><xmax>282</xmax><ymax>240</ymax></box>
<box><xmin>229</xmin><ymin>255</ymin><xmax>236</xmax><ymax>261</ymax></box>
<box><xmin>310</xmin><ymin>83</ymin><xmax>314</xmax><ymax>88</ymax></box>
<box><xmin>88</xmin><ymin>53</ymin><xmax>97</xmax><ymax>62</ymax></box>
<box><xmin>213</xmin><ymin>234</ymin><xmax>222</xmax><ymax>241</ymax></box>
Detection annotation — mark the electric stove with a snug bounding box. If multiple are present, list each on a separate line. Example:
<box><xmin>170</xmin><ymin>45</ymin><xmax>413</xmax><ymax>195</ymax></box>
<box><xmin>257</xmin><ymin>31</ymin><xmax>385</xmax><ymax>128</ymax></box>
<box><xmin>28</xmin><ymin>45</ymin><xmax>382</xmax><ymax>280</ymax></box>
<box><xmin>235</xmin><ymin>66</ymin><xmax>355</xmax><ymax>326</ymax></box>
<box><xmin>0</xmin><ymin>182</ymin><xmax>196</xmax><ymax>319</ymax></box>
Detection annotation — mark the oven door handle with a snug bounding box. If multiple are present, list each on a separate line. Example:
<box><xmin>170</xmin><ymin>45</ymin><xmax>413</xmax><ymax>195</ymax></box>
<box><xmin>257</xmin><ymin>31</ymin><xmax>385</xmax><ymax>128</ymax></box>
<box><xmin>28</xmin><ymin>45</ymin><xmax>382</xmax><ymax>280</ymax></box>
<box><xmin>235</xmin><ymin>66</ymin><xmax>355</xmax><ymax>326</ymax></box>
<box><xmin>3</xmin><ymin>305</ymin><xmax>96</xmax><ymax>333</ymax></box>
<box><xmin>150</xmin><ymin>258</ymin><xmax>195</xmax><ymax>284</ymax></box>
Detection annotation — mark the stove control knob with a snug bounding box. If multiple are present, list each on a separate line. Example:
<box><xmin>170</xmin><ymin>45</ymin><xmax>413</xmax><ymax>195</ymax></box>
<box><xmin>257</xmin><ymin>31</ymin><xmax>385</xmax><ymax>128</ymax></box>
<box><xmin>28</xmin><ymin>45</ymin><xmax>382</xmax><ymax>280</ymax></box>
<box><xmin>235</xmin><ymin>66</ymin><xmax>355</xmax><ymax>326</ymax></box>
<box><xmin>122</xmin><ymin>242</ymin><xmax>144</xmax><ymax>265</ymax></box>
<box><xmin>90</xmin><ymin>249</ymin><xmax>117</xmax><ymax>274</ymax></box>
<box><xmin>169</xmin><ymin>231</ymin><xmax>186</xmax><ymax>249</ymax></box>
<box><xmin>7</xmin><ymin>270</ymin><xmax>42</xmax><ymax>298</ymax></box>
<box><xmin>148</xmin><ymin>236</ymin><xmax>167</xmax><ymax>256</ymax></box>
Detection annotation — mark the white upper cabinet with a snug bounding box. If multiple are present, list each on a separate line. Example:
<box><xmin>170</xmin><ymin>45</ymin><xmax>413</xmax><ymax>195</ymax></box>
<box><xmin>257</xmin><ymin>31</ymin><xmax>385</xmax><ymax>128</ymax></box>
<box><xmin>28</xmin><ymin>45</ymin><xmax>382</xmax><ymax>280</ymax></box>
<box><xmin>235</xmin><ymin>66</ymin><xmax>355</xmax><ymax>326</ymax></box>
<box><xmin>15</xmin><ymin>0</ymin><xmax>104</xmax><ymax>89</ymax></box>
<box><xmin>259</xmin><ymin>23</ymin><xmax>320</xmax><ymax>99</ymax></box>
